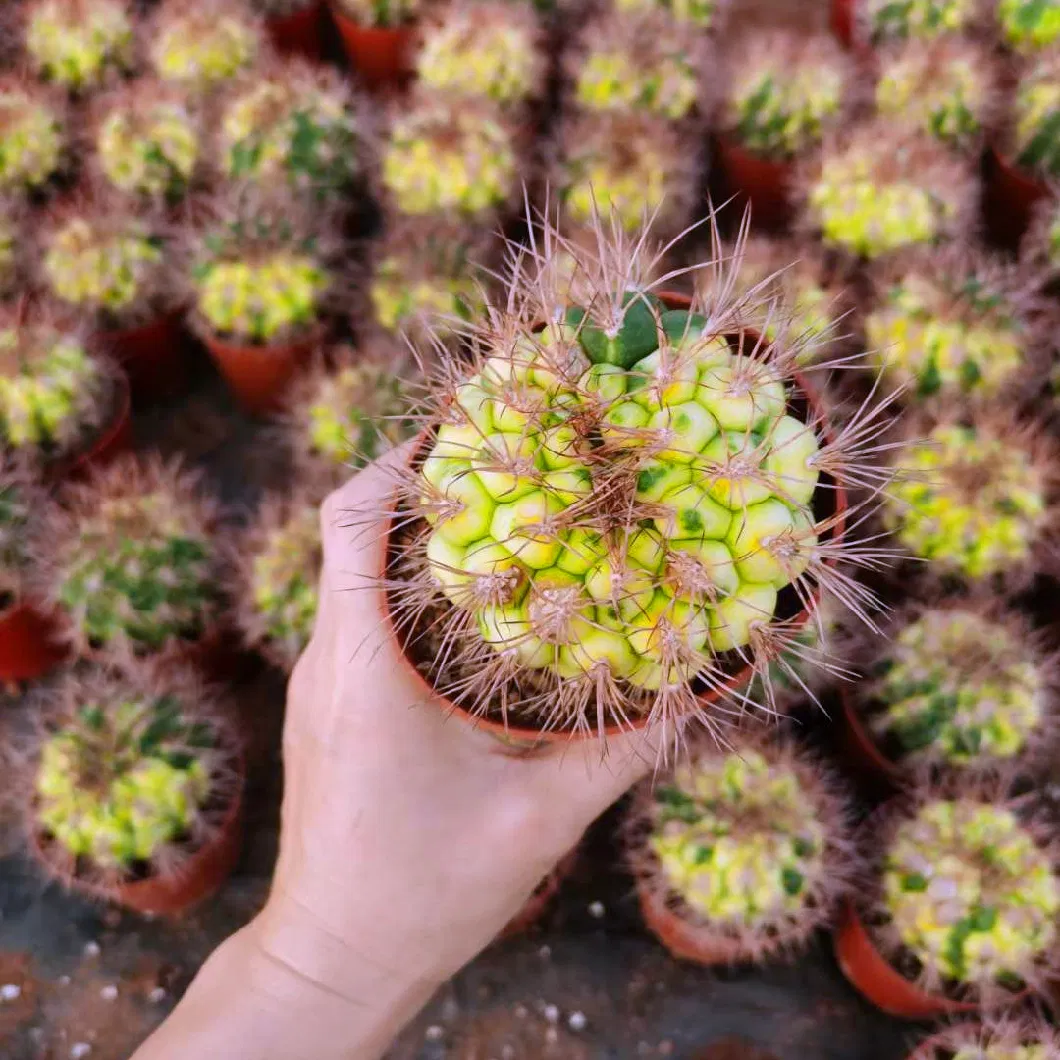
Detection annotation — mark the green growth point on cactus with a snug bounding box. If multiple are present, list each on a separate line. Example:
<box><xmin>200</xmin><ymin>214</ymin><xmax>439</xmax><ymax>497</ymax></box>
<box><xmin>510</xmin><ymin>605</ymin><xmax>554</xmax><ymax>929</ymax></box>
<box><xmin>863</xmin><ymin>0</ymin><xmax>977</xmax><ymax>42</ymax></box>
<box><xmin>1000</xmin><ymin>0</ymin><xmax>1060</xmax><ymax>52</ymax></box>
<box><xmin>333</xmin><ymin>0</ymin><xmax>421</xmax><ymax>28</ymax></box>
<box><xmin>0</xmin><ymin>81</ymin><xmax>64</xmax><ymax>192</ymax></box>
<box><xmin>614</xmin><ymin>0</ymin><xmax>721</xmax><ymax>29</ymax></box>
<box><xmin>149</xmin><ymin>0</ymin><xmax>261</xmax><ymax>91</ymax></box>
<box><xmin>1014</xmin><ymin>52</ymin><xmax>1060</xmax><ymax>178</ymax></box>
<box><xmin>25</xmin><ymin>0</ymin><xmax>134</xmax><ymax>91</ymax></box>
<box><xmin>879</xmin><ymin>796</ymin><xmax>1059</xmax><ymax>994</ymax></box>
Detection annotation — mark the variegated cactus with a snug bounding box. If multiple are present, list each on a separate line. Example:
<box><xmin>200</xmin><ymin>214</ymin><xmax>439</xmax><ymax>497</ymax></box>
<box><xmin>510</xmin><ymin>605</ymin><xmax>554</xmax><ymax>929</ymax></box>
<box><xmin>1013</xmin><ymin>50</ymin><xmax>1060</xmax><ymax>178</ymax></box>
<box><xmin>333</xmin><ymin>0</ymin><xmax>421</xmax><ymax>26</ymax></box>
<box><xmin>914</xmin><ymin>1017</ymin><xmax>1060</xmax><ymax>1060</ymax></box>
<box><xmin>0</xmin><ymin>456</ymin><xmax>35</xmax><ymax>606</ymax></box>
<box><xmin>613</xmin><ymin>0</ymin><xmax>726</xmax><ymax>30</ymax></box>
<box><xmin>861</xmin><ymin>0</ymin><xmax>979</xmax><ymax>42</ymax></box>
<box><xmin>23</xmin><ymin>0</ymin><xmax>134</xmax><ymax>91</ymax></box>
<box><xmin>0</xmin><ymin>78</ymin><xmax>65</xmax><ymax>193</ymax></box>
<box><xmin>999</xmin><ymin>0</ymin><xmax>1060</xmax><ymax>52</ymax></box>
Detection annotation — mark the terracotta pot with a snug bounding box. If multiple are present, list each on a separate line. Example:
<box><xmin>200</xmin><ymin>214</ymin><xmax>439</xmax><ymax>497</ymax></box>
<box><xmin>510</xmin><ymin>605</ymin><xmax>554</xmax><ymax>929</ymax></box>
<box><xmin>501</xmin><ymin>850</ymin><xmax>577</xmax><ymax>939</ymax></box>
<box><xmin>204</xmin><ymin>333</ymin><xmax>316</xmax><ymax>416</ymax></box>
<box><xmin>54</xmin><ymin>370</ymin><xmax>133</xmax><ymax>482</ymax></box>
<box><xmin>838</xmin><ymin>685</ymin><xmax>903</xmax><ymax>792</ymax></box>
<box><xmin>983</xmin><ymin>146</ymin><xmax>1050</xmax><ymax>251</ymax></box>
<box><xmin>99</xmin><ymin>312</ymin><xmax>188</xmax><ymax>402</ymax></box>
<box><xmin>637</xmin><ymin>879</ymin><xmax>754</xmax><ymax>965</ymax></box>
<box><xmin>331</xmin><ymin>5</ymin><xmax>414</xmax><ymax>89</ymax></box>
<box><xmin>267</xmin><ymin>0</ymin><xmax>325</xmax><ymax>60</ymax></box>
<box><xmin>833</xmin><ymin>901</ymin><xmax>984</xmax><ymax>1020</ymax></box>
<box><xmin>713</xmin><ymin>134</ymin><xmax>794</xmax><ymax>231</ymax></box>
<box><xmin>0</xmin><ymin>600</ymin><xmax>68</xmax><ymax>682</ymax></box>
<box><xmin>831</xmin><ymin>0</ymin><xmax>854</xmax><ymax>47</ymax></box>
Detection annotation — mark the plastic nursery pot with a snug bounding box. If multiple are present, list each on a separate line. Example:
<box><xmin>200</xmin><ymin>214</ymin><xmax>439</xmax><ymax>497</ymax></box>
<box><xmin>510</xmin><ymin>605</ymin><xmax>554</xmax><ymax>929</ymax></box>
<box><xmin>99</xmin><ymin>311</ymin><xmax>188</xmax><ymax>402</ymax></box>
<box><xmin>830</xmin><ymin>0</ymin><xmax>854</xmax><ymax>47</ymax></box>
<box><xmin>500</xmin><ymin>849</ymin><xmax>578</xmax><ymax>940</ymax></box>
<box><xmin>983</xmin><ymin>146</ymin><xmax>1050</xmax><ymax>251</ymax></box>
<box><xmin>330</xmin><ymin>4</ymin><xmax>414</xmax><ymax>89</ymax></box>
<box><xmin>267</xmin><ymin>0</ymin><xmax>326</xmax><ymax>60</ymax></box>
<box><xmin>52</xmin><ymin>369</ymin><xmax>133</xmax><ymax>484</ymax></box>
<box><xmin>0</xmin><ymin>600</ymin><xmax>68</xmax><ymax>683</ymax></box>
<box><xmin>713</xmin><ymin>135</ymin><xmax>794</xmax><ymax>231</ymax></box>
<box><xmin>204</xmin><ymin>332</ymin><xmax>317</xmax><ymax>416</ymax></box>
<box><xmin>837</xmin><ymin>685</ymin><xmax>903</xmax><ymax>793</ymax></box>
<box><xmin>31</xmin><ymin>759</ymin><xmax>245</xmax><ymax>918</ymax></box>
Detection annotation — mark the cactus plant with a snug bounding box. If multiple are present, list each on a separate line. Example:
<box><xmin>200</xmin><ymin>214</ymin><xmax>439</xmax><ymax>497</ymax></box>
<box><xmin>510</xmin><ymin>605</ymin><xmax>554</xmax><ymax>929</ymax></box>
<box><xmin>875</xmin><ymin>37</ymin><xmax>995</xmax><ymax>150</ymax></box>
<box><xmin>570</xmin><ymin>12</ymin><xmax>700</xmax><ymax>122</ymax></box>
<box><xmin>802</xmin><ymin>122</ymin><xmax>975</xmax><ymax>258</ymax></box>
<box><xmin>41</xmin><ymin>456</ymin><xmax>222</xmax><ymax>655</ymax></box>
<box><xmin>0</xmin><ymin>456</ymin><xmax>37</xmax><ymax>608</ymax></box>
<box><xmin>865</xmin><ymin>250</ymin><xmax>1039</xmax><ymax>402</ymax></box>
<box><xmin>332</xmin><ymin>0</ymin><xmax>421</xmax><ymax>26</ymax></box>
<box><xmin>862</xmin><ymin>600</ymin><xmax>1053</xmax><ymax>772</ymax></box>
<box><xmin>632</xmin><ymin>736</ymin><xmax>854</xmax><ymax>957</ymax></box>
<box><xmin>234</xmin><ymin>494</ymin><xmax>321</xmax><ymax>671</ymax></box>
<box><xmin>0</xmin><ymin>195</ymin><xmax>27</xmax><ymax>297</ymax></box>
<box><xmin>1012</xmin><ymin>50</ymin><xmax>1060</xmax><ymax>178</ymax></box>
<box><xmin>219</xmin><ymin>60</ymin><xmax>359</xmax><ymax>199</ymax></box>
<box><xmin>375</xmin><ymin>208</ymin><xmax>886</xmax><ymax>735</ymax></box>
<box><xmin>613</xmin><ymin>0</ymin><xmax>727</xmax><ymax>30</ymax></box>
<box><xmin>884</xmin><ymin>415</ymin><xmax>1053</xmax><ymax>583</ymax></box>
<box><xmin>414</xmin><ymin>0</ymin><xmax>545</xmax><ymax>108</ymax></box>
<box><xmin>33</xmin><ymin>661</ymin><xmax>237</xmax><ymax>880</ymax></box>
<box><xmin>92</xmin><ymin>80</ymin><xmax>201</xmax><ymax>201</ymax></box>
<box><xmin>0</xmin><ymin>76</ymin><xmax>66</xmax><ymax>193</ymax></box>
<box><xmin>22</xmin><ymin>0</ymin><xmax>134</xmax><ymax>92</ymax></box>
<box><xmin>859</xmin><ymin>0</ymin><xmax>980</xmax><ymax>43</ymax></box>
<box><xmin>1021</xmin><ymin>190</ymin><xmax>1060</xmax><ymax>274</ymax></box>
<box><xmin>721</xmin><ymin>32</ymin><xmax>849</xmax><ymax>161</ymax></box>
<box><xmin>381</xmin><ymin>93</ymin><xmax>518</xmax><ymax>221</ymax></box>
<box><xmin>999</xmin><ymin>0</ymin><xmax>1060</xmax><ymax>52</ymax></box>
<box><xmin>912</xmin><ymin>1016</ymin><xmax>1060</xmax><ymax>1060</ymax></box>
<box><xmin>148</xmin><ymin>0</ymin><xmax>262</xmax><ymax>92</ymax></box>
<box><xmin>869</xmin><ymin>787</ymin><xmax>1059</xmax><ymax>1002</ymax></box>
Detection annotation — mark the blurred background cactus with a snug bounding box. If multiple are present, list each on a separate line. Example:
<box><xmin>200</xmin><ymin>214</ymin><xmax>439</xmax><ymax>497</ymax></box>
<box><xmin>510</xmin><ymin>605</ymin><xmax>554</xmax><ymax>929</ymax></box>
<box><xmin>0</xmin><ymin>78</ymin><xmax>65</xmax><ymax>193</ymax></box>
<box><xmin>613</xmin><ymin>0</ymin><xmax>725</xmax><ymax>29</ymax></box>
<box><xmin>914</xmin><ymin>1017</ymin><xmax>1060</xmax><ymax>1060</ymax></box>
<box><xmin>333</xmin><ymin>0</ymin><xmax>421</xmax><ymax>25</ymax></box>
<box><xmin>22</xmin><ymin>0</ymin><xmax>134</xmax><ymax>92</ymax></box>
<box><xmin>861</xmin><ymin>0</ymin><xmax>978</xmax><ymax>43</ymax></box>
<box><xmin>1012</xmin><ymin>51</ymin><xmax>1060</xmax><ymax>179</ymax></box>
<box><xmin>0</xmin><ymin>457</ymin><xmax>36</xmax><ymax>608</ymax></box>
<box><xmin>999</xmin><ymin>0</ymin><xmax>1060</xmax><ymax>51</ymax></box>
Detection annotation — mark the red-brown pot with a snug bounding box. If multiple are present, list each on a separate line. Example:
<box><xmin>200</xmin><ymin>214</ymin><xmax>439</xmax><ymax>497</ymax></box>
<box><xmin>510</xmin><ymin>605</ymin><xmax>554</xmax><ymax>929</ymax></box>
<box><xmin>838</xmin><ymin>685</ymin><xmax>903</xmax><ymax>793</ymax></box>
<box><xmin>637</xmin><ymin>879</ymin><xmax>753</xmax><ymax>965</ymax></box>
<box><xmin>831</xmin><ymin>0</ymin><xmax>855</xmax><ymax>47</ymax></box>
<box><xmin>0</xmin><ymin>600</ymin><xmax>68</xmax><ymax>682</ymax></box>
<box><xmin>713</xmin><ymin>134</ymin><xmax>794</xmax><ymax>231</ymax></box>
<box><xmin>267</xmin><ymin>0</ymin><xmax>325</xmax><ymax>60</ymax></box>
<box><xmin>331</xmin><ymin>5</ymin><xmax>414</xmax><ymax>89</ymax></box>
<box><xmin>54</xmin><ymin>369</ymin><xmax>133</xmax><ymax>483</ymax></box>
<box><xmin>983</xmin><ymin>146</ymin><xmax>1050</xmax><ymax>251</ymax></box>
<box><xmin>204</xmin><ymin>333</ymin><xmax>316</xmax><ymax>416</ymax></box>
<box><xmin>99</xmin><ymin>312</ymin><xmax>188</xmax><ymax>402</ymax></box>
<box><xmin>833</xmin><ymin>901</ymin><xmax>985</xmax><ymax>1020</ymax></box>
<box><xmin>501</xmin><ymin>850</ymin><xmax>577</xmax><ymax>939</ymax></box>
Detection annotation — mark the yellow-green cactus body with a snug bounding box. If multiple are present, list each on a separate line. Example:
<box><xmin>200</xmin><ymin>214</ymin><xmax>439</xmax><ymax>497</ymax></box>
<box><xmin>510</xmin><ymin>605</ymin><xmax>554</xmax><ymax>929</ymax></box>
<box><xmin>999</xmin><ymin>0</ymin><xmax>1060</xmax><ymax>51</ymax></box>
<box><xmin>26</xmin><ymin>0</ymin><xmax>134</xmax><ymax>90</ymax></box>
<box><xmin>371</xmin><ymin>253</ymin><xmax>480</xmax><ymax>337</ymax></box>
<box><xmin>651</xmin><ymin>750</ymin><xmax>827</xmax><ymax>924</ymax></box>
<box><xmin>614</xmin><ymin>0</ymin><xmax>716</xmax><ymax>28</ymax></box>
<box><xmin>1047</xmin><ymin>204</ymin><xmax>1060</xmax><ymax>266</ymax></box>
<box><xmin>150</xmin><ymin>14</ymin><xmax>258</xmax><ymax>90</ymax></box>
<box><xmin>865</xmin><ymin>0</ymin><xmax>976</xmax><ymax>40</ymax></box>
<box><xmin>97</xmin><ymin>102</ymin><xmax>198</xmax><ymax>198</ymax></box>
<box><xmin>196</xmin><ymin>252</ymin><xmax>329</xmax><ymax>344</ymax></box>
<box><xmin>576</xmin><ymin>47</ymin><xmax>697</xmax><ymax>121</ymax></box>
<box><xmin>0</xmin><ymin>88</ymin><xmax>63</xmax><ymax>191</ymax></box>
<box><xmin>0</xmin><ymin>216</ymin><xmax>15</xmax><ymax>296</ymax></box>
<box><xmin>866</xmin><ymin>275</ymin><xmax>1024</xmax><ymax>399</ymax></box>
<box><xmin>334</xmin><ymin>0</ymin><xmax>420</xmax><ymax>27</ymax></box>
<box><xmin>954</xmin><ymin>1043</ymin><xmax>1050</xmax><ymax>1060</ymax></box>
<box><xmin>44</xmin><ymin>218</ymin><xmax>162</xmax><ymax>316</ymax></box>
<box><xmin>885</xmin><ymin>424</ymin><xmax>1046</xmax><ymax>580</ymax></box>
<box><xmin>565</xmin><ymin>145</ymin><xmax>667</xmax><ymax>233</ymax></box>
<box><xmin>883</xmin><ymin>799</ymin><xmax>1059</xmax><ymax>988</ymax></box>
<box><xmin>871</xmin><ymin>610</ymin><xmax>1044</xmax><ymax>766</ymax></box>
<box><xmin>1014</xmin><ymin>57</ymin><xmax>1060</xmax><ymax>177</ymax></box>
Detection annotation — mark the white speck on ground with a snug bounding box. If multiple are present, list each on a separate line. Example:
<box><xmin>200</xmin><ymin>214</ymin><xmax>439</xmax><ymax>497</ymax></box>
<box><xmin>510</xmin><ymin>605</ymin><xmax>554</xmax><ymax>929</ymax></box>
<box><xmin>70</xmin><ymin>1045</ymin><xmax>92</xmax><ymax>1059</ymax></box>
<box><xmin>514</xmin><ymin>1004</ymin><xmax>528</xmax><ymax>1019</ymax></box>
<box><xmin>83</xmin><ymin>942</ymin><xmax>101</xmax><ymax>958</ymax></box>
<box><xmin>538</xmin><ymin>945</ymin><xmax>551</xmax><ymax>959</ymax></box>
<box><xmin>148</xmin><ymin>986</ymin><xmax>167</xmax><ymax>1004</ymax></box>
<box><xmin>425</xmin><ymin>1025</ymin><xmax>444</xmax><ymax>1041</ymax></box>
<box><xmin>100</xmin><ymin>985</ymin><xmax>118</xmax><ymax>1002</ymax></box>
<box><xmin>0</xmin><ymin>984</ymin><xmax>21</xmax><ymax>1002</ymax></box>
<box><xmin>543</xmin><ymin>1004</ymin><xmax>559</xmax><ymax>1024</ymax></box>
<box><xmin>568</xmin><ymin>1011</ymin><xmax>587</xmax><ymax>1032</ymax></box>
<box><xmin>588</xmin><ymin>901</ymin><xmax>605</xmax><ymax>918</ymax></box>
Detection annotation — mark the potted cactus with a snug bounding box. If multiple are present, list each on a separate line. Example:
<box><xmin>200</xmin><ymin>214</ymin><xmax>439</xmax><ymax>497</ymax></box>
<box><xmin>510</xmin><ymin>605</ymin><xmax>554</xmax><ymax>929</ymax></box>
<box><xmin>330</xmin><ymin>0</ymin><xmax>422</xmax><ymax>88</ymax></box>
<box><xmin>414</xmin><ymin>0</ymin><xmax>546</xmax><ymax>110</ymax></box>
<box><xmin>716</xmin><ymin>31</ymin><xmax>850</xmax><ymax>230</ymax></box>
<box><xmin>285</xmin><ymin>348</ymin><xmax>415</xmax><ymax>489</ymax></box>
<box><xmin>380</xmin><ymin>93</ymin><xmax>520</xmax><ymax>226</ymax></box>
<box><xmin>218</xmin><ymin>59</ymin><xmax>360</xmax><ymax>202</ymax></box>
<box><xmin>884</xmin><ymin>414</ymin><xmax>1053</xmax><ymax>587</ymax></box>
<box><xmin>29</xmin><ymin>659</ymin><xmax>244</xmax><ymax>916</ymax></box>
<box><xmin>834</xmin><ymin>0</ymin><xmax>981</xmax><ymax>50</ymax></box>
<box><xmin>908</xmin><ymin>1015</ymin><xmax>1060</xmax><ymax>1060</ymax></box>
<box><xmin>185</xmin><ymin>188</ymin><xmax>337</xmax><ymax>414</ymax></box>
<box><xmin>864</xmin><ymin>249</ymin><xmax>1041</xmax><ymax>404</ymax></box>
<box><xmin>0</xmin><ymin>75</ymin><xmax>67</xmax><ymax>196</ymax></box>
<box><xmin>252</xmin><ymin>0</ymin><xmax>325</xmax><ymax>61</ymax></box>
<box><xmin>843</xmin><ymin>599</ymin><xmax>1055</xmax><ymax>784</ymax></box>
<box><xmin>836</xmin><ymin>784</ymin><xmax>1060</xmax><ymax>1018</ymax></box>
<box><xmin>367</xmin><ymin>207</ymin><xmax>883</xmax><ymax>743</ymax></box>
<box><xmin>39</xmin><ymin>455</ymin><xmax>223</xmax><ymax>659</ymax></box>
<box><xmin>21</xmin><ymin>0</ymin><xmax>135</xmax><ymax>93</ymax></box>
<box><xmin>629</xmin><ymin>735</ymin><xmax>856</xmax><ymax>964</ymax></box>
<box><xmin>568</xmin><ymin>11</ymin><xmax>701</xmax><ymax>123</ymax></box>
<box><xmin>0</xmin><ymin>308</ymin><xmax>130</xmax><ymax>476</ymax></box>
<box><xmin>232</xmin><ymin>493</ymin><xmax>321</xmax><ymax>671</ymax></box>
<box><xmin>613</xmin><ymin>0</ymin><xmax>728</xmax><ymax>30</ymax></box>
<box><xmin>998</xmin><ymin>0</ymin><xmax>1060</xmax><ymax>52</ymax></box>
<box><xmin>800</xmin><ymin>121</ymin><xmax>976</xmax><ymax>259</ymax></box>
<box><xmin>147</xmin><ymin>0</ymin><xmax>263</xmax><ymax>94</ymax></box>
<box><xmin>1021</xmin><ymin>190</ymin><xmax>1060</xmax><ymax>276</ymax></box>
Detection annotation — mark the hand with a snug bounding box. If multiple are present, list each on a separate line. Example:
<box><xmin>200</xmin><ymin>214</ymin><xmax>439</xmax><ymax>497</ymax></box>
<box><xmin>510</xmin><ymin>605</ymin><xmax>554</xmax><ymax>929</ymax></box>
<box><xmin>133</xmin><ymin>443</ymin><xmax>655</xmax><ymax>1060</ymax></box>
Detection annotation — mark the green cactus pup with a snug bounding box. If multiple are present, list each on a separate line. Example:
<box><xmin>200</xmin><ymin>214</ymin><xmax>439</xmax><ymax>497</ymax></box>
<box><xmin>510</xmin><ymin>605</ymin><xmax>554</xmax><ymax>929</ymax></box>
<box><xmin>333</xmin><ymin>0</ymin><xmax>421</xmax><ymax>27</ymax></box>
<box><xmin>875</xmin><ymin>37</ymin><xmax>994</xmax><ymax>150</ymax></box>
<box><xmin>635</xmin><ymin>738</ymin><xmax>853</xmax><ymax>958</ymax></box>
<box><xmin>613</xmin><ymin>0</ymin><xmax>726</xmax><ymax>30</ymax></box>
<box><xmin>864</xmin><ymin>603</ymin><xmax>1051</xmax><ymax>772</ymax></box>
<box><xmin>236</xmin><ymin>495</ymin><xmax>321</xmax><ymax>671</ymax></box>
<box><xmin>1012</xmin><ymin>51</ymin><xmax>1060</xmax><ymax>179</ymax></box>
<box><xmin>915</xmin><ymin>1017</ymin><xmax>1060</xmax><ymax>1060</ymax></box>
<box><xmin>872</xmin><ymin>791</ymin><xmax>1059</xmax><ymax>1001</ymax></box>
<box><xmin>884</xmin><ymin>417</ymin><xmax>1051</xmax><ymax>583</ymax></box>
<box><xmin>219</xmin><ymin>62</ymin><xmax>358</xmax><ymax>199</ymax></box>
<box><xmin>93</xmin><ymin>81</ymin><xmax>201</xmax><ymax>200</ymax></box>
<box><xmin>381</xmin><ymin>210</ymin><xmax>884</xmax><ymax>733</ymax></box>
<box><xmin>722</xmin><ymin>32</ymin><xmax>849</xmax><ymax>160</ymax></box>
<box><xmin>999</xmin><ymin>0</ymin><xmax>1060</xmax><ymax>52</ymax></box>
<box><xmin>804</xmin><ymin>123</ymin><xmax>974</xmax><ymax>258</ymax></box>
<box><xmin>571</xmin><ymin>12</ymin><xmax>699</xmax><ymax>122</ymax></box>
<box><xmin>33</xmin><ymin>662</ymin><xmax>237</xmax><ymax>882</ymax></box>
<box><xmin>44</xmin><ymin>456</ymin><xmax>221</xmax><ymax>655</ymax></box>
<box><xmin>865</xmin><ymin>252</ymin><xmax>1035</xmax><ymax>402</ymax></box>
<box><xmin>0</xmin><ymin>78</ymin><xmax>66</xmax><ymax>193</ymax></box>
<box><xmin>415</xmin><ymin>1</ymin><xmax>545</xmax><ymax>108</ymax></box>
<box><xmin>23</xmin><ymin>0</ymin><xmax>134</xmax><ymax>92</ymax></box>
<box><xmin>860</xmin><ymin>0</ymin><xmax>979</xmax><ymax>43</ymax></box>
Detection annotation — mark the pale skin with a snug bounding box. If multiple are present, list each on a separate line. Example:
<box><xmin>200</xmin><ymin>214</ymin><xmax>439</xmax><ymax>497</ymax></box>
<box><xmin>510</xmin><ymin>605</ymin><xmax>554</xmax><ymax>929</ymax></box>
<box><xmin>133</xmin><ymin>443</ymin><xmax>656</xmax><ymax>1060</ymax></box>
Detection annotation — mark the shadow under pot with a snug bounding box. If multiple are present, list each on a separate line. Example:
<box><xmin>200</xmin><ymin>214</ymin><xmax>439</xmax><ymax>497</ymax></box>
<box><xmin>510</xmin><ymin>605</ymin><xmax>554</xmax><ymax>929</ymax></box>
<box><xmin>98</xmin><ymin>312</ymin><xmax>189</xmax><ymax>403</ymax></box>
<box><xmin>266</xmin><ymin>0</ymin><xmax>327</xmax><ymax>61</ymax></box>
<box><xmin>0</xmin><ymin>598</ymin><xmax>68</xmax><ymax>683</ymax></box>
<box><xmin>983</xmin><ymin>146</ymin><xmax>1050</xmax><ymax>251</ymax></box>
